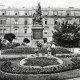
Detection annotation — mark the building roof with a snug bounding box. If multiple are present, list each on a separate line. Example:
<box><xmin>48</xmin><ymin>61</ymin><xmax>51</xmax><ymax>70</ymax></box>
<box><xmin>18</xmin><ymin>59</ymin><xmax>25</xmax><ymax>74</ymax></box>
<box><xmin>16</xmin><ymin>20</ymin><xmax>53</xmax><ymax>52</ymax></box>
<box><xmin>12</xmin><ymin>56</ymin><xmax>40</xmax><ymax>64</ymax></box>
<box><xmin>0</xmin><ymin>6</ymin><xmax>80</xmax><ymax>11</ymax></box>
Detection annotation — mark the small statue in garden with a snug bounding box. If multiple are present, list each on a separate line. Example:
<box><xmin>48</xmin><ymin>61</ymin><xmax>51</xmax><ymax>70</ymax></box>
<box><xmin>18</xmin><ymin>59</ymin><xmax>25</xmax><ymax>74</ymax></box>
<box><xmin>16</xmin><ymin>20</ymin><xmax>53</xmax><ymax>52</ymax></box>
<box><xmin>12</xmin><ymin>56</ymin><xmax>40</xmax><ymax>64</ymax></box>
<box><xmin>35</xmin><ymin>41</ymin><xmax>39</xmax><ymax>55</ymax></box>
<box><xmin>35</xmin><ymin>41</ymin><xmax>43</xmax><ymax>56</ymax></box>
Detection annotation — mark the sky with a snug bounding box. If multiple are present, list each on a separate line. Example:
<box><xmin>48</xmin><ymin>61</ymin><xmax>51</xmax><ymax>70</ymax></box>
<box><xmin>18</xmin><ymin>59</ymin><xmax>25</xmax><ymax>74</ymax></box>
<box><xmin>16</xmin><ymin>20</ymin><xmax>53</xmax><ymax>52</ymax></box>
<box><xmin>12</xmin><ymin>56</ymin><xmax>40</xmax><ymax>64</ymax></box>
<box><xmin>0</xmin><ymin>0</ymin><xmax>80</xmax><ymax>8</ymax></box>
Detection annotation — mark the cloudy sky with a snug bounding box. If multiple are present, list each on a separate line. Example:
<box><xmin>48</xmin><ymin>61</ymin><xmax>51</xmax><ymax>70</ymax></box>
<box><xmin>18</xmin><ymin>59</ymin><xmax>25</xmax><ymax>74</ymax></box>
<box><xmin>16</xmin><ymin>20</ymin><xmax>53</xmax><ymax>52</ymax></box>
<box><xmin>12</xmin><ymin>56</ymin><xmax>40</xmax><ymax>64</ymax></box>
<box><xmin>0</xmin><ymin>0</ymin><xmax>80</xmax><ymax>8</ymax></box>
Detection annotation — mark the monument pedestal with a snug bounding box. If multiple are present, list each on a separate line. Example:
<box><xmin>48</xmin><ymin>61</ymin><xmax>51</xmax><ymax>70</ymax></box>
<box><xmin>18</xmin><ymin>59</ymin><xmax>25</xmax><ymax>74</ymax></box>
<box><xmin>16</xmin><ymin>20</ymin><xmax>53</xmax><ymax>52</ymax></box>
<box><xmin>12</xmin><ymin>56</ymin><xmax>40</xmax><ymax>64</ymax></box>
<box><xmin>31</xmin><ymin>24</ymin><xmax>44</xmax><ymax>45</ymax></box>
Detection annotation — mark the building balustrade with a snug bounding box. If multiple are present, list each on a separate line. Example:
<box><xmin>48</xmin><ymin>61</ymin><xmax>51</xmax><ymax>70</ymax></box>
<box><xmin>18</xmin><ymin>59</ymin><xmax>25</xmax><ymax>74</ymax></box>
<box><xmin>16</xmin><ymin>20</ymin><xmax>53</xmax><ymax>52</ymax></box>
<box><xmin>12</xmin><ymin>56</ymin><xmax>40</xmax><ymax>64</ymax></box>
<box><xmin>0</xmin><ymin>14</ymin><xmax>80</xmax><ymax>18</ymax></box>
<box><xmin>43</xmin><ymin>15</ymin><xmax>80</xmax><ymax>18</ymax></box>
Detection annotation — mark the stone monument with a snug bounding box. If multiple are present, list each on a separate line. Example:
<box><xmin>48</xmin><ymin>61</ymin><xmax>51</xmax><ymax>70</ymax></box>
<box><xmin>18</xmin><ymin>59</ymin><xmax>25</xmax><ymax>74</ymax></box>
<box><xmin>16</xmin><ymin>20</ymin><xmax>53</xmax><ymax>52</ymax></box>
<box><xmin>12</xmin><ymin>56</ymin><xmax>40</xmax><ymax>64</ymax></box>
<box><xmin>32</xmin><ymin>3</ymin><xmax>44</xmax><ymax>44</ymax></box>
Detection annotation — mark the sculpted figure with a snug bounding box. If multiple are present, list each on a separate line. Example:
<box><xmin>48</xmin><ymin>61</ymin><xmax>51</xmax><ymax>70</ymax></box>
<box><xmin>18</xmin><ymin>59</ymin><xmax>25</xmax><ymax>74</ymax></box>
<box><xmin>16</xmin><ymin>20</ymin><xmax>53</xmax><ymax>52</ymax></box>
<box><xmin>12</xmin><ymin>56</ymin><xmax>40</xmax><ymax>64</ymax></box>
<box><xmin>32</xmin><ymin>3</ymin><xmax>42</xmax><ymax>25</ymax></box>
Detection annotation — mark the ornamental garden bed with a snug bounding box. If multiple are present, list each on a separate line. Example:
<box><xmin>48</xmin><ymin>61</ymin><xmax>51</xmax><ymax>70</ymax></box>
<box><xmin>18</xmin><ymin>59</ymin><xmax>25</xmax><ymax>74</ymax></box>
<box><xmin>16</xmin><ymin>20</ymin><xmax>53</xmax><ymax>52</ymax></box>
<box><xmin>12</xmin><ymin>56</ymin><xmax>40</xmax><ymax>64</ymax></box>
<box><xmin>1</xmin><ymin>56</ymin><xmax>80</xmax><ymax>74</ymax></box>
<box><xmin>23</xmin><ymin>57</ymin><xmax>59</xmax><ymax>67</ymax></box>
<box><xmin>0</xmin><ymin>57</ymin><xmax>80</xmax><ymax>80</ymax></box>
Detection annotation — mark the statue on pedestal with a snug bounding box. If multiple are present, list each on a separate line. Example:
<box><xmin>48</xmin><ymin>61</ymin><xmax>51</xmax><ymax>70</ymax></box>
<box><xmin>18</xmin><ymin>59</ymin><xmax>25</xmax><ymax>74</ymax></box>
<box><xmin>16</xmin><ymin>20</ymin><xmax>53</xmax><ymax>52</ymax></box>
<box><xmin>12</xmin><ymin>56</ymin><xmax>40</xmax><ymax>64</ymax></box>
<box><xmin>32</xmin><ymin>3</ymin><xmax>43</xmax><ymax>25</ymax></box>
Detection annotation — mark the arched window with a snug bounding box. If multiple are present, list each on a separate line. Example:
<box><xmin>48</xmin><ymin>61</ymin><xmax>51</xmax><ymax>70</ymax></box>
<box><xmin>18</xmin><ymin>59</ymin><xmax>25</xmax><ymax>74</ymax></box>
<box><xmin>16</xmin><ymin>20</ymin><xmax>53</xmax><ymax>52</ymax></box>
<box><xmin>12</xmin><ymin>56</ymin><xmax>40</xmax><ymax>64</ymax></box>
<box><xmin>2</xmin><ymin>10</ymin><xmax>6</xmax><ymax>16</ymax></box>
<box><xmin>66</xmin><ymin>10</ymin><xmax>71</xmax><ymax>16</ymax></box>
<box><xmin>15</xmin><ymin>10</ymin><xmax>19</xmax><ymax>16</ymax></box>
<box><xmin>14</xmin><ymin>28</ymin><xmax>18</xmax><ymax>33</ymax></box>
<box><xmin>25</xmin><ymin>13</ymin><xmax>27</xmax><ymax>15</ymax></box>
<box><xmin>24</xmin><ymin>29</ymin><xmax>27</xmax><ymax>33</ymax></box>
<box><xmin>45</xmin><ymin>18</ymin><xmax>48</xmax><ymax>25</ymax></box>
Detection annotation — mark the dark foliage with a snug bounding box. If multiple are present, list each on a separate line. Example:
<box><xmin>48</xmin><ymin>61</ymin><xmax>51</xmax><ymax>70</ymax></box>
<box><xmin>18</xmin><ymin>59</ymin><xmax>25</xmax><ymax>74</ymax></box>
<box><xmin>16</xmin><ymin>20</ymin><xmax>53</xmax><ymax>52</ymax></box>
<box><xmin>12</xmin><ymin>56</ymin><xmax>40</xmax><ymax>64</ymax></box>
<box><xmin>71</xmin><ymin>57</ymin><xmax>80</xmax><ymax>64</ymax></box>
<box><xmin>4</xmin><ymin>33</ymin><xmax>16</xmax><ymax>43</ymax></box>
<box><xmin>1</xmin><ymin>60</ymin><xmax>12</xmax><ymax>71</ymax></box>
<box><xmin>37</xmin><ymin>42</ymin><xmax>42</xmax><ymax>48</ymax></box>
<box><xmin>23</xmin><ymin>38</ymin><xmax>30</xmax><ymax>43</ymax></box>
<box><xmin>52</xmin><ymin>21</ymin><xmax>80</xmax><ymax>47</ymax></box>
<box><xmin>0</xmin><ymin>42</ymin><xmax>7</xmax><ymax>50</ymax></box>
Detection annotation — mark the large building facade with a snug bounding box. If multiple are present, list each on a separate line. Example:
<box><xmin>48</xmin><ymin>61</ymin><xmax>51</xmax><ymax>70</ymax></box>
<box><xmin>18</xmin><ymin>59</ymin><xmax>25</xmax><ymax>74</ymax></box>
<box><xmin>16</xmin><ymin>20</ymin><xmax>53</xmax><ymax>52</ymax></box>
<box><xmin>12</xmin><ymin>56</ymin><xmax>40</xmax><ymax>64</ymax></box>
<box><xmin>0</xmin><ymin>6</ymin><xmax>80</xmax><ymax>44</ymax></box>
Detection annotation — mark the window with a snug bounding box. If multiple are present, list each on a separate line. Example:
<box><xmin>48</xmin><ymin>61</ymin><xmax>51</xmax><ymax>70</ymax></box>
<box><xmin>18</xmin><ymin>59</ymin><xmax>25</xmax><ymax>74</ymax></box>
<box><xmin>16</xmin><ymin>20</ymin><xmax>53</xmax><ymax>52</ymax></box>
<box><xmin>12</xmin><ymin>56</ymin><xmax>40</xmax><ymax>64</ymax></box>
<box><xmin>15</xmin><ymin>13</ymin><xmax>18</xmax><ymax>15</ymax></box>
<box><xmin>49</xmin><ymin>11</ymin><xmax>53</xmax><ymax>15</ymax></box>
<box><xmin>54</xmin><ymin>20</ymin><xmax>57</xmax><ymax>24</ymax></box>
<box><xmin>24</xmin><ymin>29</ymin><xmax>27</xmax><ymax>33</ymax></box>
<box><xmin>0</xmin><ymin>29</ymin><xmax>2</xmax><ymax>33</ymax></box>
<box><xmin>2</xmin><ymin>13</ymin><xmax>5</xmax><ymax>15</ymax></box>
<box><xmin>0</xmin><ymin>20</ymin><xmax>3</xmax><ymax>24</ymax></box>
<box><xmin>66</xmin><ymin>11</ymin><xmax>70</xmax><ymax>16</ymax></box>
<box><xmin>0</xmin><ymin>20</ymin><xmax>6</xmax><ymax>24</ymax></box>
<box><xmin>0</xmin><ymin>29</ymin><xmax>6</xmax><ymax>34</ymax></box>
<box><xmin>2</xmin><ymin>10</ymin><xmax>6</xmax><ymax>15</ymax></box>
<box><xmin>3</xmin><ymin>20</ymin><xmax>6</xmax><ymax>24</ymax></box>
<box><xmin>45</xmin><ymin>21</ymin><xmax>47</xmax><ymax>24</ymax></box>
<box><xmin>14</xmin><ymin>29</ymin><xmax>18</xmax><ymax>33</ymax></box>
<box><xmin>44</xmin><ymin>11</ymin><xmax>48</xmax><ymax>16</ymax></box>
<box><xmin>15</xmin><ymin>21</ymin><xmax>18</xmax><ymax>24</ymax></box>
<box><xmin>67</xmin><ymin>13</ymin><xmax>69</xmax><ymax>16</ymax></box>
<box><xmin>44</xmin><ymin>30</ymin><xmax>47</xmax><ymax>34</ymax></box>
<box><xmin>15</xmin><ymin>10</ymin><xmax>19</xmax><ymax>15</ymax></box>
<box><xmin>15</xmin><ymin>18</ymin><xmax>18</xmax><ymax>24</ymax></box>
<box><xmin>25</xmin><ymin>13</ymin><xmax>27</xmax><ymax>15</ymax></box>
<box><xmin>54</xmin><ymin>11</ymin><xmax>58</xmax><ymax>16</ymax></box>
<box><xmin>24</xmin><ymin>20</ymin><xmax>28</xmax><ymax>25</ymax></box>
<box><xmin>3</xmin><ymin>29</ymin><xmax>6</xmax><ymax>33</ymax></box>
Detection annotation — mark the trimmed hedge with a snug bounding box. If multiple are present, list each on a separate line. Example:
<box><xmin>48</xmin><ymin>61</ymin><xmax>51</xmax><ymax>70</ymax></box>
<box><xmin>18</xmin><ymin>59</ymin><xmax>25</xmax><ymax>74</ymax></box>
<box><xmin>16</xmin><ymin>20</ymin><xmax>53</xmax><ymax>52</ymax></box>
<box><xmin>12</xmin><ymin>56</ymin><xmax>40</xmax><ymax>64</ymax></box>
<box><xmin>57</xmin><ymin>54</ymin><xmax>80</xmax><ymax>58</ymax></box>
<box><xmin>2</xmin><ymin>46</ymin><xmax>72</xmax><ymax>55</ymax></box>
<box><xmin>71</xmin><ymin>57</ymin><xmax>80</xmax><ymax>64</ymax></box>
<box><xmin>2</xmin><ymin>46</ymin><xmax>48</xmax><ymax>54</ymax></box>
<box><xmin>54</xmin><ymin>47</ymin><xmax>72</xmax><ymax>54</ymax></box>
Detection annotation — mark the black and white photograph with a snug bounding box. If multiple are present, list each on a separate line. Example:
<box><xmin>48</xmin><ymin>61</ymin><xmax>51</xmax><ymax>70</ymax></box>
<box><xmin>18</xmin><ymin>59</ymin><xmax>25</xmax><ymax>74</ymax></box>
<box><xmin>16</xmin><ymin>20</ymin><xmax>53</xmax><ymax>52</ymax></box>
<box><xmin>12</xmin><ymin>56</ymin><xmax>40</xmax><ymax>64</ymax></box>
<box><xmin>0</xmin><ymin>0</ymin><xmax>80</xmax><ymax>80</ymax></box>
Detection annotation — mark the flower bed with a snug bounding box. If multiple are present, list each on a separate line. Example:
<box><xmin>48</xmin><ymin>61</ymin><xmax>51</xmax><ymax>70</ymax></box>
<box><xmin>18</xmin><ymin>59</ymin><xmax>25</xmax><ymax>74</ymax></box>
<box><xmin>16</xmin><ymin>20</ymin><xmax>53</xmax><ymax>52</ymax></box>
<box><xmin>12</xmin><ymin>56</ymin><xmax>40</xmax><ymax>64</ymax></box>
<box><xmin>22</xmin><ymin>57</ymin><xmax>59</xmax><ymax>67</ymax></box>
<box><xmin>1</xmin><ymin>57</ymin><xmax>80</xmax><ymax>74</ymax></box>
<box><xmin>1</xmin><ymin>61</ymin><xmax>79</xmax><ymax>74</ymax></box>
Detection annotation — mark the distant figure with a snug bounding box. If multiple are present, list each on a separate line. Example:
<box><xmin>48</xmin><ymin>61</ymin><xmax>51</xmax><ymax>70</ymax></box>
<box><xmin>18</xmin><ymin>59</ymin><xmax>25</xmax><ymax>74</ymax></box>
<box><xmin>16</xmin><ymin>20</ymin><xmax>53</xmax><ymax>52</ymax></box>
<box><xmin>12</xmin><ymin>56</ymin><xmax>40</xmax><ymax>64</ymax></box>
<box><xmin>47</xmin><ymin>42</ymin><xmax>51</xmax><ymax>56</ymax></box>
<box><xmin>51</xmin><ymin>42</ymin><xmax>56</xmax><ymax>56</ymax></box>
<box><xmin>51</xmin><ymin>42</ymin><xmax>55</xmax><ymax>48</ymax></box>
